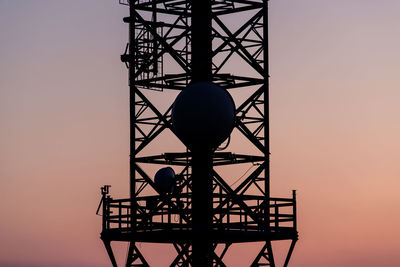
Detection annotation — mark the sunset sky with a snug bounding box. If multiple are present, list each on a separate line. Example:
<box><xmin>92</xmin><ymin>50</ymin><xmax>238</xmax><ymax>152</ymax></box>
<box><xmin>1</xmin><ymin>0</ymin><xmax>400</xmax><ymax>266</ymax></box>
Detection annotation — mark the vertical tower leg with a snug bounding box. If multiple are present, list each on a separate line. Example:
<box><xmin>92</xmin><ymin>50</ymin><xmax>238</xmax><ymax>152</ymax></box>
<box><xmin>191</xmin><ymin>150</ymin><xmax>213</xmax><ymax>267</ymax></box>
<box><xmin>251</xmin><ymin>241</ymin><xmax>275</xmax><ymax>267</ymax></box>
<box><xmin>103</xmin><ymin>240</ymin><xmax>118</xmax><ymax>267</ymax></box>
<box><xmin>283</xmin><ymin>239</ymin><xmax>297</xmax><ymax>267</ymax></box>
<box><xmin>190</xmin><ymin>0</ymin><xmax>213</xmax><ymax>264</ymax></box>
<box><xmin>126</xmin><ymin>242</ymin><xmax>149</xmax><ymax>267</ymax></box>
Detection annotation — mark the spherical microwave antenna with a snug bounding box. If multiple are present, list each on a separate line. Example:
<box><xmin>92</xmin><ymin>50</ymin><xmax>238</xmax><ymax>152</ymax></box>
<box><xmin>154</xmin><ymin>167</ymin><xmax>176</xmax><ymax>193</ymax></box>
<box><xmin>172</xmin><ymin>82</ymin><xmax>235</xmax><ymax>151</ymax></box>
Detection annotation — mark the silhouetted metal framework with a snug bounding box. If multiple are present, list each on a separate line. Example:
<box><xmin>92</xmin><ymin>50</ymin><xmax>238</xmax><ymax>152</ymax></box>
<box><xmin>99</xmin><ymin>0</ymin><xmax>298</xmax><ymax>266</ymax></box>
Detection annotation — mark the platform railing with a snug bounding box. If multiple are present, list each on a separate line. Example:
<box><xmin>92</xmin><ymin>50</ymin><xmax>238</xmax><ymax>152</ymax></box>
<box><xmin>100</xmin><ymin>190</ymin><xmax>296</xmax><ymax>233</ymax></box>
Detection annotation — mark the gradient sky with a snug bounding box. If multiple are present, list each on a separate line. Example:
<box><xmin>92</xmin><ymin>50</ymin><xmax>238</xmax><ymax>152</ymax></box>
<box><xmin>1</xmin><ymin>0</ymin><xmax>400</xmax><ymax>266</ymax></box>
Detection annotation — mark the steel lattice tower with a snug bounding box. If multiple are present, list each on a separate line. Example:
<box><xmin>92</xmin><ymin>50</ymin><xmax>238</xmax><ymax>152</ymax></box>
<box><xmin>98</xmin><ymin>0</ymin><xmax>298</xmax><ymax>266</ymax></box>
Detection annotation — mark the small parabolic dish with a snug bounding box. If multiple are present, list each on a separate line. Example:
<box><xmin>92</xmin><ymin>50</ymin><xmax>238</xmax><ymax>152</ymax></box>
<box><xmin>154</xmin><ymin>167</ymin><xmax>176</xmax><ymax>193</ymax></box>
<box><xmin>172</xmin><ymin>82</ymin><xmax>235</xmax><ymax>150</ymax></box>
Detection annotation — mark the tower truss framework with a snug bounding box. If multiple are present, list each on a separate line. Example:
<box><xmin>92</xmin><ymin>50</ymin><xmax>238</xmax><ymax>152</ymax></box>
<box><xmin>99</xmin><ymin>0</ymin><xmax>298</xmax><ymax>266</ymax></box>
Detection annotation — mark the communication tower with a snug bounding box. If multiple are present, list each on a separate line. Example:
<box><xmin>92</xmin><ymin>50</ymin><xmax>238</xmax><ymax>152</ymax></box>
<box><xmin>98</xmin><ymin>0</ymin><xmax>298</xmax><ymax>266</ymax></box>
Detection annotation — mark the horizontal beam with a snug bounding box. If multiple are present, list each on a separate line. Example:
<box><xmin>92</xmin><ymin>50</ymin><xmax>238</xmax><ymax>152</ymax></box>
<box><xmin>101</xmin><ymin>228</ymin><xmax>297</xmax><ymax>243</ymax></box>
<box><xmin>135</xmin><ymin>152</ymin><xmax>264</xmax><ymax>166</ymax></box>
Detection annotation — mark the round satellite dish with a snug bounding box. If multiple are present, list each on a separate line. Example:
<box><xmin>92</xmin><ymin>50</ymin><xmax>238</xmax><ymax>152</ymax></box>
<box><xmin>154</xmin><ymin>167</ymin><xmax>176</xmax><ymax>193</ymax></box>
<box><xmin>172</xmin><ymin>82</ymin><xmax>235</xmax><ymax>150</ymax></box>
